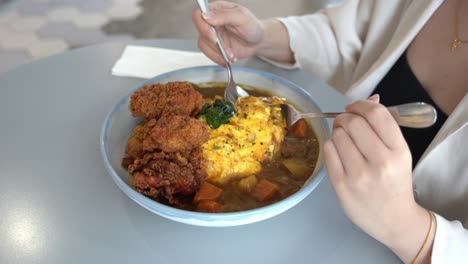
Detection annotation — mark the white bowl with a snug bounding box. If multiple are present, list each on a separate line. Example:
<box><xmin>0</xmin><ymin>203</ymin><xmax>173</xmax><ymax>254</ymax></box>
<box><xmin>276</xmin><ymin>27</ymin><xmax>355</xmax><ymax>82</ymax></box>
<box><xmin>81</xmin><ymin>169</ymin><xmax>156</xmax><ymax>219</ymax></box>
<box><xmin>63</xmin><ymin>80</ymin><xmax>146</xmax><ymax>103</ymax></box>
<box><xmin>100</xmin><ymin>66</ymin><xmax>330</xmax><ymax>227</ymax></box>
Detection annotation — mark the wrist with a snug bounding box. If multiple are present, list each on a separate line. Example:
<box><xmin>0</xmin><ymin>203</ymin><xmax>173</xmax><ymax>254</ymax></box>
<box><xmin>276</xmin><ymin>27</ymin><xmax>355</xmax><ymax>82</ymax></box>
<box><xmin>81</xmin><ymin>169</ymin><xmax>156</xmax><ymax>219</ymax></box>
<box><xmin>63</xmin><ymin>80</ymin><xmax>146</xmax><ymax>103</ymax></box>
<box><xmin>253</xmin><ymin>19</ymin><xmax>274</xmax><ymax>56</ymax></box>
<box><xmin>383</xmin><ymin>204</ymin><xmax>435</xmax><ymax>263</ymax></box>
<box><xmin>254</xmin><ymin>19</ymin><xmax>295</xmax><ymax>64</ymax></box>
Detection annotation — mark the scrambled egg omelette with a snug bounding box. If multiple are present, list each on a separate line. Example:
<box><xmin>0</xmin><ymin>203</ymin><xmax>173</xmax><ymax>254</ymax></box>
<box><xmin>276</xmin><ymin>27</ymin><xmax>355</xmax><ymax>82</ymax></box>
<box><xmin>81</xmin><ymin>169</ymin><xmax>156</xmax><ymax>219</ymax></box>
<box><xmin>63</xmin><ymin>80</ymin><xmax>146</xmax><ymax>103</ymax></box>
<box><xmin>202</xmin><ymin>96</ymin><xmax>287</xmax><ymax>184</ymax></box>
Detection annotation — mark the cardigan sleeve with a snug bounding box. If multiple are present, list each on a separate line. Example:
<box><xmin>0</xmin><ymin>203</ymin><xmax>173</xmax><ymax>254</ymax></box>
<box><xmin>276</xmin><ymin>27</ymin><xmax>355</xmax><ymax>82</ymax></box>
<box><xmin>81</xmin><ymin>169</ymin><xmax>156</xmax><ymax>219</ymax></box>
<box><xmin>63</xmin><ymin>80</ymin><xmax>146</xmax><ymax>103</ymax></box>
<box><xmin>431</xmin><ymin>214</ymin><xmax>468</xmax><ymax>263</ymax></box>
<box><xmin>274</xmin><ymin>0</ymin><xmax>373</xmax><ymax>89</ymax></box>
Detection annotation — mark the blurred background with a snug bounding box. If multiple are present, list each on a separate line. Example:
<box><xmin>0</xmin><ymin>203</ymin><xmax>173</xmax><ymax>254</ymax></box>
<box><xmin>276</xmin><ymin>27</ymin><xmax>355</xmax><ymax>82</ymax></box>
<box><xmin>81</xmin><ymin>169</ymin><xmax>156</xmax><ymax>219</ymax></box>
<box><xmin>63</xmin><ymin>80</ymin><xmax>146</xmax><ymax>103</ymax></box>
<box><xmin>0</xmin><ymin>0</ymin><xmax>343</xmax><ymax>73</ymax></box>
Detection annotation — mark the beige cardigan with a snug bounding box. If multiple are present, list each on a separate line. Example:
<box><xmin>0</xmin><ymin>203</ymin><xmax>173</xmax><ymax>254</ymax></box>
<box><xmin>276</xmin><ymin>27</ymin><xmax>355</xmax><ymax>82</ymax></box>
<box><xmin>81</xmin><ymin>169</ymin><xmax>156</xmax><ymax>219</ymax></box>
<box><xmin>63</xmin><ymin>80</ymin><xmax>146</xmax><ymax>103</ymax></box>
<box><xmin>276</xmin><ymin>0</ymin><xmax>468</xmax><ymax>262</ymax></box>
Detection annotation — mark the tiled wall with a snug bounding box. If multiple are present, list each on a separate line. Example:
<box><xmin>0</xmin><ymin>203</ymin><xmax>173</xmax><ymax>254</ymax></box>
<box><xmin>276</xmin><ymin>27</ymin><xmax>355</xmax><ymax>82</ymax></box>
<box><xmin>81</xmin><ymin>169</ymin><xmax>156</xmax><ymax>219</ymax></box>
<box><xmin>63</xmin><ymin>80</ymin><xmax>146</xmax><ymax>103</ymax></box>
<box><xmin>0</xmin><ymin>0</ymin><xmax>143</xmax><ymax>73</ymax></box>
<box><xmin>0</xmin><ymin>0</ymin><xmax>344</xmax><ymax>73</ymax></box>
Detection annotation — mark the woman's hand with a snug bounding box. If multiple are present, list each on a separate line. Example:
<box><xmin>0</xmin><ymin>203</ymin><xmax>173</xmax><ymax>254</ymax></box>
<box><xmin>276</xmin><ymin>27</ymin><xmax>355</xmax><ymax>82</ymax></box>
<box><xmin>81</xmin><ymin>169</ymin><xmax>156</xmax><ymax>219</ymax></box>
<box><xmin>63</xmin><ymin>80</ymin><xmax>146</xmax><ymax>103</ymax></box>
<box><xmin>324</xmin><ymin>96</ymin><xmax>433</xmax><ymax>263</ymax></box>
<box><xmin>192</xmin><ymin>1</ymin><xmax>264</xmax><ymax>65</ymax></box>
<box><xmin>192</xmin><ymin>1</ymin><xmax>294</xmax><ymax>65</ymax></box>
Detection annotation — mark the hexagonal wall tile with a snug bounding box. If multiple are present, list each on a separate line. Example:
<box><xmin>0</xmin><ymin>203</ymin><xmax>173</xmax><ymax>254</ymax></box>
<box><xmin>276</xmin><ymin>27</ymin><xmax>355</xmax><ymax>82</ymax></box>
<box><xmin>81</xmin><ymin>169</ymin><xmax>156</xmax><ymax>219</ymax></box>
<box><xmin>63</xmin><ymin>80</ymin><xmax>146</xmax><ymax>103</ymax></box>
<box><xmin>0</xmin><ymin>11</ymin><xmax>20</xmax><ymax>24</ymax></box>
<box><xmin>78</xmin><ymin>0</ymin><xmax>113</xmax><ymax>12</ymax></box>
<box><xmin>27</xmin><ymin>39</ymin><xmax>69</xmax><ymax>59</ymax></box>
<box><xmin>16</xmin><ymin>1</ymin><xmax>51</xmax><ymax>16</ymax></box>
<box><xmin>113</xmin><ymin>0</ymin><xmax>143</xmax><ymax>4</ymax></box>
<box><xmin>107</xmin><ymin>4</ymin><xmax>142</xmax><ymax>20</ymax></box>
<box><xmin>8</xmin><ymin>16</ymin><xmax>46</xmax><ymax>32</ymax></box>
<box><xmin>0</xmin><ymin>24</ymin><xmax>9</xmax><ymax>36</ymax></box>
<box><xmin>37</xmin><ymin>21</ymin><xmax>77</xmax><ymax>39</ymax></box>
<box><xmin>46</xmin><ymin>7</ymin><xmax>81</xmax><ymax>22</ymax></box>
<box><xmin>73</xmin><ymin>13</ymin><xmax>109</xmax><ymax>28</ymax></box>
<box><xmin>0</xmin><ymin>32</ymin><xmax>40</xmax><ymax>49</ymax></box>
<box><xmin>63</xmin><ymin>28</ymin><xmax>108</xmax><ymax>48</ymax></box>
<box><xmin>49</xmin><ymin>0</ymin><xmax>85</xmax><ymax>6</ymax></box>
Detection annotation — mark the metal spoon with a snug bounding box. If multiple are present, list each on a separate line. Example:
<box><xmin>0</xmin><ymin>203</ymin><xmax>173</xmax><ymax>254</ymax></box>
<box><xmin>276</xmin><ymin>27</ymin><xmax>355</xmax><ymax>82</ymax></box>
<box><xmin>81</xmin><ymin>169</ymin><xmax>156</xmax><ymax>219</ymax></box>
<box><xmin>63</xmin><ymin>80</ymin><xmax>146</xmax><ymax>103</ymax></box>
<box><xmin>280</xmin><ymin>102</ymin><xmax>438</xmax><ymax>128</ymax></box>
<box><xmin>196</xmin><ymin>0</ymin><xmax>249</xmax><ymax>104</ymax></box>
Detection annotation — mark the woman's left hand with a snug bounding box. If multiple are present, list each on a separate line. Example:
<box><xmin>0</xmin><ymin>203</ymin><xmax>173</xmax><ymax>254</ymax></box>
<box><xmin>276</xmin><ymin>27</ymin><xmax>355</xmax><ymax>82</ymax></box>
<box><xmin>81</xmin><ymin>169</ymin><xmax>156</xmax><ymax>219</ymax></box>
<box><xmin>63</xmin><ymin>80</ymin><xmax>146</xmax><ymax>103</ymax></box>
<box><xmin>324</xmin><ymin>97</ymin><xmax>431</xmax><ymax>262</ymax></box>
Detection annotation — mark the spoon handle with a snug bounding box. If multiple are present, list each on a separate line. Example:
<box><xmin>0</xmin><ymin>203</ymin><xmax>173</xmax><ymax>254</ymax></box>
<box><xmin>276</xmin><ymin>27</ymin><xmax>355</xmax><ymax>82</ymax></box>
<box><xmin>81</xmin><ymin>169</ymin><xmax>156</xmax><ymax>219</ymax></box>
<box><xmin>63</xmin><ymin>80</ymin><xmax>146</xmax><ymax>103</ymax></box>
<box><xmin>300</xmin><ymin>112</ymin><xmax>341</xmax><ymax>118</ymax></box>
<box><xmin>196</xmin><ymin>0</ymin><xmax>209</xmax><ymax>12</ymax></box>
<box><xmin>301</xmin><ymin>102</ymin><xmax>437</xmax><ymax>128</ymax></box>
<box><xmin>196</xmin><ymin>0</ymin><xmax>231</xmax><ymax>65</ymax></box>
<box><xmin>387</xmin><ymin>102</ymin><xmax>438</xmax><ymax>128</ymax></box>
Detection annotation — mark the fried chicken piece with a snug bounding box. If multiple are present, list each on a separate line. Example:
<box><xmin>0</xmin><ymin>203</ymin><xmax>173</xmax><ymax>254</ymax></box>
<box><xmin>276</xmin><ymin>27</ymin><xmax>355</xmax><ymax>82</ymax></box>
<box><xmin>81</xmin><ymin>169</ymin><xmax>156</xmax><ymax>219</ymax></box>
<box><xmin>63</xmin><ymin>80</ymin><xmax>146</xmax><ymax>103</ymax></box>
<box><xmin>128</xmin><ymin>148</ymin><xmax>206</xmax><ymax>205</ymax></box>
<box><xmin>129</xmin><ymin>81</ymin><xmax>205</xmax><ymax>120</ymax></box>
<box><xmin>126</xmin><ymin>114</ymin><xmax>209</xmax><ymax>157</ymax></box>
<box><xmin>125</xmin><ymin>124</ymin><xmax>147</xmax><ymax>159</ymax></box>
<box><xmin>125</xmin><ymin>119</ymin><xmax>159</xmax><ymax>160</ymax></box>
<box><xmin>143</xmin><ymin>115</ymin><xmax>210</xmax><ymax>153</ymax></box>
<box><xmin>126</xmin><ymin>81</ymin><xmax>211</xmax><ymax>205</ymax></box>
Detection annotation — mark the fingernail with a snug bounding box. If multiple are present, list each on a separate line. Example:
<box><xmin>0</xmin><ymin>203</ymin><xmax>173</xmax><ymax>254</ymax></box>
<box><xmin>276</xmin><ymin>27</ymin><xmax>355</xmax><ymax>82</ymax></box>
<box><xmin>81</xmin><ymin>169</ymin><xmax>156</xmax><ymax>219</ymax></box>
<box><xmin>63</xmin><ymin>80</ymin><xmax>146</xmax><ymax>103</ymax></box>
<box><xmin>369</xmin><ymin>94</ymin><xmax>380</xmax><ymax>103</ymax></box>
<box><xmin>226</xmin><ymin>47</ymin><xmax>235</xmax><ymax>61</ymax></box>
<box><xmin>209</xmin><ymin>28</ymin><xmax>217</xmax><ymax>43</ymax></box>
<box><xmin>202</xmin><ymin>11</ymin><xmax>215</xmax><ymax>20</ymax></box>
<box><xmin>232</xmin><ymin>57</ymin><xmax>238</xmax><ymax>63</ymax></box>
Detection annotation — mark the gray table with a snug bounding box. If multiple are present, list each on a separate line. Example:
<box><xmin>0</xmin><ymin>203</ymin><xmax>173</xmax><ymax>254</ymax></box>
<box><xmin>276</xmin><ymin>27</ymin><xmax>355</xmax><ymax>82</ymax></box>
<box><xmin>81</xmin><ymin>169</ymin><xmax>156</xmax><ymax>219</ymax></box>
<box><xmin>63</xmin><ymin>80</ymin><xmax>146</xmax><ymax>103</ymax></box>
<box><xmin>0</xmin><ymin>39</ymin><xmax>400</xmax><ymax>264</ymax></box>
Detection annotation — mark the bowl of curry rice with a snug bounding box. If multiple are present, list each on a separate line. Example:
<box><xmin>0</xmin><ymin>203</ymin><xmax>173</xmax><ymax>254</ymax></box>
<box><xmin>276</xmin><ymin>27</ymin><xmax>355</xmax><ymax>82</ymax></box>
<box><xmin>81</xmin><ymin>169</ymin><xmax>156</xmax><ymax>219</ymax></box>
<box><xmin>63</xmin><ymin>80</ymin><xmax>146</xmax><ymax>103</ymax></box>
<box><xmin>101</xmin><ymin>66</ymin><xmax>329</xmax><ymax>226</ymax></box>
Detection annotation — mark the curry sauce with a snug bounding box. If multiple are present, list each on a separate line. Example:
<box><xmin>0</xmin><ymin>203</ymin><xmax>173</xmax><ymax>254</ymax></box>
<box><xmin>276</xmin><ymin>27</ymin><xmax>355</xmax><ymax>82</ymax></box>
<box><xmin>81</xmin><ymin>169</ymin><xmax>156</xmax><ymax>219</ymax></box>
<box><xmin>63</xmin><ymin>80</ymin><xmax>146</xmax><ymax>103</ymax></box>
<box><xmin>192</xmin><ymin>83</ymin><xmax>320</xmax><ymax>212</ymax></box>
<box><xmin>124</xmin><ymin>81</ymin><xmax>319</xmax><ymax>213</ymax></box>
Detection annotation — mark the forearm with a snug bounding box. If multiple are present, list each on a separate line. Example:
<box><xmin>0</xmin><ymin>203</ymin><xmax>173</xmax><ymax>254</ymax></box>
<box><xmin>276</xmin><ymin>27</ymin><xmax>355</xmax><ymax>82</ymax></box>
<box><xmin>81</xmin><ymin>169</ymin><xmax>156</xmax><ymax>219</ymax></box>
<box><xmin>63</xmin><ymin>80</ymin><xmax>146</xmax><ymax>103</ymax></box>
<box><xmin>255</xmin><ymin>19</ymin><xmax>295</xmax><ymax>64</ymax></box>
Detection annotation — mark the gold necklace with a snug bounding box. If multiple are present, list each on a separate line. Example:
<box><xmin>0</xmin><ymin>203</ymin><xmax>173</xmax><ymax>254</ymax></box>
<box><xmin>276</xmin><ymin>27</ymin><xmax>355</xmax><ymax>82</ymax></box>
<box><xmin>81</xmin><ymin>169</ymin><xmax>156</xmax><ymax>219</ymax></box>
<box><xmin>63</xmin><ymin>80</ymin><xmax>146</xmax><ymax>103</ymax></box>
<box><xmin>452</xmin><ymin>0</ymin><xmax>468</xmax><ymax>51</ymax></box>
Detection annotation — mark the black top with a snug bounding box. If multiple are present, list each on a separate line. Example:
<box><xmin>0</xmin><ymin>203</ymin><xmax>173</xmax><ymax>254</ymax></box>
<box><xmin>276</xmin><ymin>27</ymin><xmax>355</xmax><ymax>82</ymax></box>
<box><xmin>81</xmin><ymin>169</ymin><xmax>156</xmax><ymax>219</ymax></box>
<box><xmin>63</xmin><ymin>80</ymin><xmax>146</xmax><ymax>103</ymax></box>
<box><xmin>372</xmin><ymin>51</ymin><xmax>447</xmax><ymax>167</ymax></box>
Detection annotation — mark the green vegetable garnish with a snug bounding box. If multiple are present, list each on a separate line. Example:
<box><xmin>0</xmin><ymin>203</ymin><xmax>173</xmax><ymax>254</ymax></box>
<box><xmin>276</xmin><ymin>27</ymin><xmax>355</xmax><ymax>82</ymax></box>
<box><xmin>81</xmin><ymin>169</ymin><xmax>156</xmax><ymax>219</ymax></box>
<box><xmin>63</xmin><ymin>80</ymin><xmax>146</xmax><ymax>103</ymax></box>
<box><xmin>197</xmin><ymin>99</ymin><xmax>236</xmax><ymax>129</ymax></box>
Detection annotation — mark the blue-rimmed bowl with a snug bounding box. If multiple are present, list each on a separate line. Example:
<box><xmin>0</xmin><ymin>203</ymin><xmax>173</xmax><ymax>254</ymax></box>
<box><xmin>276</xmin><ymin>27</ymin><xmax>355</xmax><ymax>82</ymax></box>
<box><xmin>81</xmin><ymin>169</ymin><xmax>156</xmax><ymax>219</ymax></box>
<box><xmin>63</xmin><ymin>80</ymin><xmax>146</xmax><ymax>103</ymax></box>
<box><xmin>101</xmin><ymin>66</ymin><xmax>329</xmax><ymax>227</ymax></box>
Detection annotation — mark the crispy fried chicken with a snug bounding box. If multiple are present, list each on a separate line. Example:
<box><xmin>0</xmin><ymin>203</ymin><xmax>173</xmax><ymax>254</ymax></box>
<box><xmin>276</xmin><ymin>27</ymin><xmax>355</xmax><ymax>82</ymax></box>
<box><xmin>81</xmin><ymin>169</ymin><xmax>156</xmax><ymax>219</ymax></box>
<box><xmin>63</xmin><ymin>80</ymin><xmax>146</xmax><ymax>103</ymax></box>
<box><xmin>129</xmin><ymin>81</ymin><xmax>204</xmax><ymax>121</ymax></box>
<box><xmin>128</xmin><ymin>149</ymin><xmax>206</xmax><ymax>205</ymax></box>
<box><xmin>143</xmin><ymin>114</ymin><xmax>210</xmax><ymax>153</ymax></box>
<box><xmin>125</xmin><ymin>82</ymin><xmax>210</xmax><ymax>205</ymax></box>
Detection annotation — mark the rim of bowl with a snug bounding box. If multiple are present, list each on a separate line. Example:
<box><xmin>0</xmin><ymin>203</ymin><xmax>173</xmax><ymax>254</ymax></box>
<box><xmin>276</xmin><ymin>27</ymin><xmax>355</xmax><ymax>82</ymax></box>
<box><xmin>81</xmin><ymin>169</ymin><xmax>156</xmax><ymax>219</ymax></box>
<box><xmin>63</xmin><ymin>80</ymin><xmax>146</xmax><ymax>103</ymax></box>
<box><xmin>100</xmin><ymin>65</ymin><xmax>329</xmax><ymax>226</ymax></box>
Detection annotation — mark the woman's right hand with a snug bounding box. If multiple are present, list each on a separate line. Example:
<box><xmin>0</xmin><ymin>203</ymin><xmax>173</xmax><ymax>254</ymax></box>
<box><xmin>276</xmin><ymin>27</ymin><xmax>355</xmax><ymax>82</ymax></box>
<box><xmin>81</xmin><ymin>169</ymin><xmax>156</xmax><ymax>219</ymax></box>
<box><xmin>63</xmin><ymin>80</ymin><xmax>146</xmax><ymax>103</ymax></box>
<box><xmin>192</xmin><ymin>1</ymin><xmax>264</xmax><ymax>65</ymax></box>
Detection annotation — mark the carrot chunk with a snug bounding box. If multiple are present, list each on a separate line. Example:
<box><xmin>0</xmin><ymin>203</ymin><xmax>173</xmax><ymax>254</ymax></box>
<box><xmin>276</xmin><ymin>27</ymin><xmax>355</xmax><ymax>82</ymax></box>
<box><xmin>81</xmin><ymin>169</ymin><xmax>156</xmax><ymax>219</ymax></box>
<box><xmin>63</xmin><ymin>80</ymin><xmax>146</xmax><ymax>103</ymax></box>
<box><xmin>290</xmin><ymin>119</ymin><xmax>308</xmax><ymax>138</ymax></box>
<box><xmin>251</xmin><ymin>179</ymin><xmax>279</xmax><ymax>202</ymax></box>
<box><xmin>197</xmin><ymin>200</ymin><xmax>221</xmax><ymax>213</ymax></box>
<box><xmin>193</xmin><ymin>182</ymin><xmax>223</xmax><ymax>203</ymax></box>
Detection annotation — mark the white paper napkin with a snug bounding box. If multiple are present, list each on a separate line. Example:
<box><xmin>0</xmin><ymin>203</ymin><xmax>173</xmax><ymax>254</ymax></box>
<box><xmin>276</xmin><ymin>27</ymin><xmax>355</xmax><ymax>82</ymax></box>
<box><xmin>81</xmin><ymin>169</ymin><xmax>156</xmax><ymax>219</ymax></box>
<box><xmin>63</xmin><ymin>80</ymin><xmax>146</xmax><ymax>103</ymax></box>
<box><xmin>111</xmin><ymin>45</ymin><xmax>216</xmax><ymax>79</ymax></box>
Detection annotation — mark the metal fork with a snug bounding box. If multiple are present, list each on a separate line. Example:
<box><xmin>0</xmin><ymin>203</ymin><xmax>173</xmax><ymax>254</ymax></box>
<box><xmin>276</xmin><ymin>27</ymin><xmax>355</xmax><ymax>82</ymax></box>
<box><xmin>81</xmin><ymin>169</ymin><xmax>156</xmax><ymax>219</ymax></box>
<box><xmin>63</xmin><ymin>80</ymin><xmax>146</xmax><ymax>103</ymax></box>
<box><xmin>196</xmin><ymin>0</ymin><xmax>249</xmax><ymax>104</ymax></box>
<box><xmin>280</xmin><ymin>102</ymin><xmax>438</xmax><ymax>128</ymax></box>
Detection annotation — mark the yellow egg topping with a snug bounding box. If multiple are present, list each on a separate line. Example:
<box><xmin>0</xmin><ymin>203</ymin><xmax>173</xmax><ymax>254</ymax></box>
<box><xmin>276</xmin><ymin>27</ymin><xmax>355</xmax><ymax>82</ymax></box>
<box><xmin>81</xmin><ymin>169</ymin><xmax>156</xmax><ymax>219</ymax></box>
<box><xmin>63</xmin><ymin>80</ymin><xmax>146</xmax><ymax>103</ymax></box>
<box><xmin>202</xmin><ymin>96</ymin><xmax>287</xmax><ymax>184</ymax></box>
